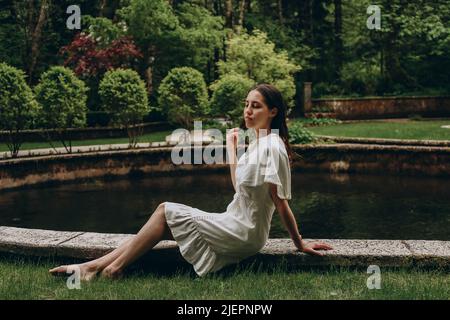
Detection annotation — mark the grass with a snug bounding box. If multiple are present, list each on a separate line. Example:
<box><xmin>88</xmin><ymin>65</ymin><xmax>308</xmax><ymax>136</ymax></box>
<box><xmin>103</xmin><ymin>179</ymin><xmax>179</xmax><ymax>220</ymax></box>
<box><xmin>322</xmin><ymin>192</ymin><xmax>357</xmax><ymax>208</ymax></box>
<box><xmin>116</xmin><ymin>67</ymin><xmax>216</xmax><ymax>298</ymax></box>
<box><xmin>0</xmin><ymin>130</ymin><xmax>174</xmax><ymax>153</ymax></box>
<box><xmin>0</xmin><ymin>256</ymin><xmax>448</xmax><ymax>300</ymax></box>
<box><xmin>302</xmin><ymin>120</ymin><xmax>450</xmax><ymax>141</ymax></box>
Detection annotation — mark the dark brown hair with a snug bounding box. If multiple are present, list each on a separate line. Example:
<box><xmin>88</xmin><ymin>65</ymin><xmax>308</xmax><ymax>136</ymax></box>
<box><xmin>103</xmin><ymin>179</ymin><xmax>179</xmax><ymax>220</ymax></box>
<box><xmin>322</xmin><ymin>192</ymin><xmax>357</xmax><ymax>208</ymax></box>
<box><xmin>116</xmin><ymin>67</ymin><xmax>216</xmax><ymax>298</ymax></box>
<box><xmin>240</xmin><ymin>83</ymin><xmax>293</xmax><ymax>163</ymax></box>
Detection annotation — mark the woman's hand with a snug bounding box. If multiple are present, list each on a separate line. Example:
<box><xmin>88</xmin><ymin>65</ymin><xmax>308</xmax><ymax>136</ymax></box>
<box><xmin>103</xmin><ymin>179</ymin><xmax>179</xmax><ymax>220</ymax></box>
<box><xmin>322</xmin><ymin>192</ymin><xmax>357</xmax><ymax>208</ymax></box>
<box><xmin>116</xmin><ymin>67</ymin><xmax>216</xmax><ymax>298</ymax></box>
<box><xmin>226</xmin><ymin>127</ymin><xmax>240</xmax><ymax>150</ymax></box>
<box><xmin>297</xmin><ymin>239</ymin><xmax>333</xmax><ymax>257</ymax></box>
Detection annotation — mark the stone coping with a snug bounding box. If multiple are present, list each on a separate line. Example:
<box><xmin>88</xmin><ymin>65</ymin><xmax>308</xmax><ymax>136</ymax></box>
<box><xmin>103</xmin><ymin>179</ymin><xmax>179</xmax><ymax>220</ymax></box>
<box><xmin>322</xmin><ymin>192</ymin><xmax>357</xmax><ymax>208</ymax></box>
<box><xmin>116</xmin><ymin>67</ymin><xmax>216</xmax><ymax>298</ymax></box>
<box><xmin>312</xmin><ymin>95</ymin><xmax>450</xmax><ymax>102</ymax></box>
<box><xmin>317</xmin><ymin>135</ymin><xmax>450</xmax><ymax>147</ymax></box>
<box><xmin>301</xmin><ymin>142</ymin><xmax>450</xmax><ymax>153</ymax></box>
<box><xmin>0</xmin><ymin>226</ymin><xmax>448</xmax><ymax>269</ymax></box>
<box><xmin>1</xmin><ymin>142</ymin><xmax>449</xmax><ymax>165</ymax></box>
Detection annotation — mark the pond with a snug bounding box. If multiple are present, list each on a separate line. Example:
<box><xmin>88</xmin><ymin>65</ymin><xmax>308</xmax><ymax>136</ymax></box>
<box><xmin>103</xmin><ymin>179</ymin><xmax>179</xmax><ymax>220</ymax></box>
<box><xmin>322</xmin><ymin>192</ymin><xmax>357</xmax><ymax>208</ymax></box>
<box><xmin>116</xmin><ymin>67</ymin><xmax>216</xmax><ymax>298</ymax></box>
<box><xmin>0</xmin><ymin>172</ymin><xmax>449</xmax><ymax>240</ymax></box>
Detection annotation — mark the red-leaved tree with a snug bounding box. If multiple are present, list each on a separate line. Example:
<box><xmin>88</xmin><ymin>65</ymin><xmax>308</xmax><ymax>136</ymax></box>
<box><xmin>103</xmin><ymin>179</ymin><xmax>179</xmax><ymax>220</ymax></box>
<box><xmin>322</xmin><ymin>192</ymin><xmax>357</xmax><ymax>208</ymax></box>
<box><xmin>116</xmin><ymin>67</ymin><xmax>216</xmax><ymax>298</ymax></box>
<box><xmin>59</xmin><ymin>33</ymin><xmax>144</xmax><ymax>121</ymax></box>
<box><xmin>60</xmin><ymin>33</ymin><xmax>143</xmax><ymax>78</ymax></box>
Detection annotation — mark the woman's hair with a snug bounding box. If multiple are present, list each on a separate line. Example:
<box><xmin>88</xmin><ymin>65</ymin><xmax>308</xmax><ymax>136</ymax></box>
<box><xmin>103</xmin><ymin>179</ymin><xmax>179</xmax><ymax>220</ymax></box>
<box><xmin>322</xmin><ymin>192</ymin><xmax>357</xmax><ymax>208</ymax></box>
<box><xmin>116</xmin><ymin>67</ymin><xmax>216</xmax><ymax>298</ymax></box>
<box><xmin>240</xmin><ymin>83</ymin><xmax>293</xmax><ymax>163</ymax></box>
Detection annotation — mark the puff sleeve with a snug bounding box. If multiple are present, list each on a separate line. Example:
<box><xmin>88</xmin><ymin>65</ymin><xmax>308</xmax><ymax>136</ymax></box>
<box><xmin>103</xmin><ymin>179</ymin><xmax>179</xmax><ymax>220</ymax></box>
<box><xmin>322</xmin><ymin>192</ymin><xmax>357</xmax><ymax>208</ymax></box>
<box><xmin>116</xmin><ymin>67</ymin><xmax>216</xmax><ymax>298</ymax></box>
<box><xmin>262</xmin><ymin>135</ymin><xmax>292</xmax><ymax>200</ymax></box>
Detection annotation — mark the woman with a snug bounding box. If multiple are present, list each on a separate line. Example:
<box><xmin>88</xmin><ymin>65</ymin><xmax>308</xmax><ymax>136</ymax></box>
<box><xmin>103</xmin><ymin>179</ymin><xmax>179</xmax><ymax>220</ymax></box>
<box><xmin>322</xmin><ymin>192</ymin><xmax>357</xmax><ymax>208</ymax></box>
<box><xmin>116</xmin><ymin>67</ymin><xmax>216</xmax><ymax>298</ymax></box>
<box><xmin>50</xmin><ymin>83</ymin><xmax>333</xmax><ymax>280</ymax></box>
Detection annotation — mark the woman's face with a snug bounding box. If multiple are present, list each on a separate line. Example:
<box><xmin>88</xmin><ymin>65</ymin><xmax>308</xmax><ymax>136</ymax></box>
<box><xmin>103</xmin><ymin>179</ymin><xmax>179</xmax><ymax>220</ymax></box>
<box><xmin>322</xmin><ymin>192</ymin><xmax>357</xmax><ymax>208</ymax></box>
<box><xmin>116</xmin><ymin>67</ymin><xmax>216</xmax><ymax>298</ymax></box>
<box><xmin>244</xmin><ymin>90</ymin><xmax>277</xmax><ymax>131</ymax></box>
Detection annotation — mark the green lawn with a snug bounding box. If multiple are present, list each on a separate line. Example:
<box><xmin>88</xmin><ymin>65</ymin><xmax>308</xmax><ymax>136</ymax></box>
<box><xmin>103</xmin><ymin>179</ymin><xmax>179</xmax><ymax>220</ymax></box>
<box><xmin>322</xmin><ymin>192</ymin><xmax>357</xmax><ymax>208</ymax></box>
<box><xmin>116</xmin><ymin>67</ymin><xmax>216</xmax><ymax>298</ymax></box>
<box><xmin>0</xmin><ymin>130</ymin><xmax>174</xmax><ymax>153</ymax></box>
<box><xmin>0</xmin><ymin>257</ymin><xmax>448</xmax><ymax>300</ymax></box>
<box><xmin>303</xmin><ymin>120</ymin><xmax>450</xmax><ymax>141</ymax></box>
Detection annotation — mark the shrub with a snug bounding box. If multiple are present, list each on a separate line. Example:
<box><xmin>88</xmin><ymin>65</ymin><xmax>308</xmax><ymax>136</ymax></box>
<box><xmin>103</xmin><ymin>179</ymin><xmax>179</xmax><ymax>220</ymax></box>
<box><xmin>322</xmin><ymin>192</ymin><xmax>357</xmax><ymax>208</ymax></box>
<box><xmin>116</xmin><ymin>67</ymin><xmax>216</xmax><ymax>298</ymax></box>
<box><xmin>0</xmin><ymin>63</ymin><xmax>39</xmax><ymax>157</ymax></box>
<box><xmin>210</xmin><ymin>73</ymin><xmax>255</xmax><ymax>123</ymax></box>
<box><xmin>299</xmin><ymin>117</ymin><xmax>342</xmax><ymax>127</ymax></box>
<box><xmin>157</xmin><ymin>67</ymin><xmax>209</xmax><ymax>129</ymax></box>
<box><xmin>99</xmin><ymin>68</ymin><xmax>149</xmax><ymax>147</ymax></box>
<box><xmin>288</xmin><ymin>122</ymin><xmax>315</xmax><ymax>144</ymax></box>
<box><xmin>34</xmin><ymin>66</ymin><xmax>88</xmax><ymax>153</ymax></box>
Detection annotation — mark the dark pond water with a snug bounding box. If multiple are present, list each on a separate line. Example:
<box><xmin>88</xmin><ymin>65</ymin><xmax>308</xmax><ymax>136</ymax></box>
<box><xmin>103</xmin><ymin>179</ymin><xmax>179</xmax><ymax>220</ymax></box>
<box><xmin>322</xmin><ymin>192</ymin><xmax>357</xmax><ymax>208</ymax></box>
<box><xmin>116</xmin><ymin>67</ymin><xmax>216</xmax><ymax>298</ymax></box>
<box><xmin>0</xmin><ymin>172</ymin><xmax>449</xmax><ymax>240</ymax></box>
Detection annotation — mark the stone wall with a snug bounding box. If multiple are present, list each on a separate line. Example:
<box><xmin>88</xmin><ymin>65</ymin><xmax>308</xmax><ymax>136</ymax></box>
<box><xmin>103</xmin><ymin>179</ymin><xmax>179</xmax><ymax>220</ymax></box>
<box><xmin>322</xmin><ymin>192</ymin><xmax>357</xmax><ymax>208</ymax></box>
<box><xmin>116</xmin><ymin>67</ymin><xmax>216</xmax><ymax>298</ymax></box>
<box><xmin>291</xmin><ymin>144</ymin><xmax>450</xmax><ymax>176</ymax></box>
<box><xmin>0</xmin><ymin>144</ymin><xmax>449</xmax><ymax>191</ymax></box>
<box><xmin>302</xmin><ymin>82</ymin><xmax>450</xmax><ymax>119</ymax></box>
<box><xmin>311</xmin><ymin>96</ymin><xmax>450</xmax><ymax>120</ymax></box>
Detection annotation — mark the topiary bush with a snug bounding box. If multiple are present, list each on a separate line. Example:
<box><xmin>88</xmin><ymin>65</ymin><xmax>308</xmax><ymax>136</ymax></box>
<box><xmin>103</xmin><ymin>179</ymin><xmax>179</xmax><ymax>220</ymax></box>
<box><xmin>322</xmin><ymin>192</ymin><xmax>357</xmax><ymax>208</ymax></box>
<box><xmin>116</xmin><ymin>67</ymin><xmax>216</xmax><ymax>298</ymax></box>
<box><xmin>0</xmin><ymin>63</ymin><xmax>39</xmax><ymax>157</ymax></box>
<box><xmin>209</xmin><ymin>73</ymin><xmax>255</xmax><ymax>123</ymax></box>
<box><xmin>34</xmin><ymin>66</ymin><xmax>88</xmax><ymax>153</ymax></box>
<box><xmin>99</xmin><ymin>68</ymin><xmax>149</xmax><ymax>147</ymax></box>
<box><xmin>157</xmin><ymin>67</ymin><xmax>209</xmax><ymax>129</ymax></box>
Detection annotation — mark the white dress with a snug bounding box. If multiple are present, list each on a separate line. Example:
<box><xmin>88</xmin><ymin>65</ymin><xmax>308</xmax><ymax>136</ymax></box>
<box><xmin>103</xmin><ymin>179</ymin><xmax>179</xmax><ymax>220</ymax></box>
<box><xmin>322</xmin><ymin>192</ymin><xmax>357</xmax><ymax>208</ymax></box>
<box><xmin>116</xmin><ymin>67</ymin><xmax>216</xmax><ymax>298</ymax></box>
<box><xmin>164</xmin><ymin>132</ymin><xmax>292</xmax><ymax>277</ymax></box>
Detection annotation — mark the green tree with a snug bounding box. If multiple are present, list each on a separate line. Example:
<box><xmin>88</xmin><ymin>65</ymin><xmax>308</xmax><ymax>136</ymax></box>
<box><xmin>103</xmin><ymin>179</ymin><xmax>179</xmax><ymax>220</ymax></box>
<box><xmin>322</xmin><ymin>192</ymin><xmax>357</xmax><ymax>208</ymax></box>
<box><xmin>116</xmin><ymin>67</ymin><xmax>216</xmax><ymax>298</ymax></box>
<box><xmin>82</xmin><ymin>15</ymin><xmax>127</xmax><ymax>48</ymax></box>
<box><xmin>209</xmin><ymin>73</ymin><xmax>255</xmax><ymax>122</ymax></box>
<box><xmin>120</xmin><ymin>0</ymin><xmax>179</xmax><ymax>95</ymax></box>
<box><xmin>157</xmin><ymin>67</ymin><xmax>209</xmax><ymax>129</ymax></box>
<box><xmin>34</xmin><ymin>66</ymin><xmax>88</xmax><ymax>153</ymax></box>
<box><xmin>217</xmin><ymin>30</ymin><xmax>300</xmax><ymax>110</ymax></box>
<box><xmin>0</xmin><ymin>63</ymin><xmax>40</xmax><ymax>157</ymax></box>
<box><xmin>173</xmin><ymin>3</ymin><xmax>225</xmax><ymax>83</ymax></box>
<box><xmin>99</xmin><ymin>68</ymin><xmax>150</xmax><ymax>147</ymax></box>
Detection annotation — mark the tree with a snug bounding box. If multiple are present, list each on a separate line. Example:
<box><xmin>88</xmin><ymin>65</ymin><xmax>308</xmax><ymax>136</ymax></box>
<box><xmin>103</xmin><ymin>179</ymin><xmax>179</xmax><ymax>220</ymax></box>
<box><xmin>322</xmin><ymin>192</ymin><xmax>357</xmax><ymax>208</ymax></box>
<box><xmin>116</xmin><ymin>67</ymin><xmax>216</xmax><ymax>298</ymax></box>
<box><xmin>225</xmin><ymin>0</ymin><xmax>233</xmax><ymax>29</ymax></box>
<box><xmin>120</xmin><ymin>0</ymin><xmax>179</xmax><ymax>95</ymax></box>
<box><xmin>157</xmin><ymin>67</ymin><xmax>209</xmax><ymax>129</ymax></box>
<box><xmin>209</xmin><ymin>73</ymin><xmax>255</xmax><ymax>122</ymax></box>
<box><xmin>0</xmin><ymin>0</ymin><xmax>111</xmax><ymax>84</ymax></box>
<box><xmin>60</xmin><ymin>15</ymin><xmax>143</xmax><ymax>112</ymax></box>
<box><xmin>0</xmin><ymin>63</ymin><xmax>40</xmax><ymax>158</ymax></box>
<box><xmin>34</xmin><ymin>66</ymin><xmax>89</xmax><ymax>153</ymax></box>
<box><xmin>334</xmin><ymin>0</ymin><xmax>343</xmax><ymax>80</ymax></box>
<box><xmin>174</xmin><ymin>3</ymin><xmax>225</xmax><ymax>83</ymax></box>
<box><xmin>28</xmin><ymin>0</ymin><xmax>51</xmax><ymax>83</ymax></box>
<box><xmin>217</xmin><ymin>30</ymin><xmax>300</xmax><ymax>110</ymax></box>
<box><xmin>98</xmin><ymin>69</ymin><xmax>150</xmax><ymax>147</ymax></box>
<box><xmin>60</xmin><ymin>33</ymin><xmax>142</xmax><ymax>79</ymax></box>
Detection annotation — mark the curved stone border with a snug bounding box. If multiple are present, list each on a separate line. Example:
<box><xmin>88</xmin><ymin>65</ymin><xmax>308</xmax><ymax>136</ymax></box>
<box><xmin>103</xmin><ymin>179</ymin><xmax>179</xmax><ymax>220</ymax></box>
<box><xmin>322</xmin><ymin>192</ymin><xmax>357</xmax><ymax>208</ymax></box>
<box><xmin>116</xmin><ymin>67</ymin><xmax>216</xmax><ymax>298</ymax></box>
<box><xmin>0</xmin><ymin>226</ymin><xmax>449</xmax><ymax>269</ymax></box>
<box><xmin>1</xmin><ymin>143</ymin><xmax>450</xmax><ymax>191</ymax></box>
<box><xmin>317</xmin><ymin>135</ymin><xmax>450</xmax><ymax>147</ymax></box>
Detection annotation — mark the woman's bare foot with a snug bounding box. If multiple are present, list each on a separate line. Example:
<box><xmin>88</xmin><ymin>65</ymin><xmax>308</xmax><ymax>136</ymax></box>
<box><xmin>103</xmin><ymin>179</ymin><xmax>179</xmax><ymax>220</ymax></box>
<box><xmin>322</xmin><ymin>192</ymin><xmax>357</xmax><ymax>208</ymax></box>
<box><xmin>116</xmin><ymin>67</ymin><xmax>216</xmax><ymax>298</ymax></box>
<box><xmin>49</xmin><ymin>263</ymin><xmax>99</xmax><ymax>282</ymax></box>
<box><xmin>100</xmin><ymin>265</ymin><xmax>123</xmax><ymax>280</ymax></box>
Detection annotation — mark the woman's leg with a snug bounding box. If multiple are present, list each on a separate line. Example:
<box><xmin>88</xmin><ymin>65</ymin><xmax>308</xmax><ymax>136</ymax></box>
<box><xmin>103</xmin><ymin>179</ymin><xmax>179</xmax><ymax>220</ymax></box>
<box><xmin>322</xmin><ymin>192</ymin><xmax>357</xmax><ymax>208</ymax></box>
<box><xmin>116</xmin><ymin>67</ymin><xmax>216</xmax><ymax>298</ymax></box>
<box><xmin>101</xmin><ymin>203</ymin><xmax>174</xmax><ymax>278</ymax></box>
<box><xmin>49</xmin><ymin>203</ymin><xmax>174</xmax><ymax>280</ymax></box>
<box><xmin>48</xmin><ymin>237</ymin><xmax>134</xmax><ymax>280</ymax></box>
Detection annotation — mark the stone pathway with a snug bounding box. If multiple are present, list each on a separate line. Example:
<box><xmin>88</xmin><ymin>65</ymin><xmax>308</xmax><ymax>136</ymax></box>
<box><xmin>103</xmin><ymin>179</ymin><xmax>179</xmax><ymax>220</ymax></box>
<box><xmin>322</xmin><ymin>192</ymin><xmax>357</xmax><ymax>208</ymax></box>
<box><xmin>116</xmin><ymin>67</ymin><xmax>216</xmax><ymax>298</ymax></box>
<box><xmin>0</xmin><ymin>226</ymin><xmax>448</xmax><ymax>269</ymax></box>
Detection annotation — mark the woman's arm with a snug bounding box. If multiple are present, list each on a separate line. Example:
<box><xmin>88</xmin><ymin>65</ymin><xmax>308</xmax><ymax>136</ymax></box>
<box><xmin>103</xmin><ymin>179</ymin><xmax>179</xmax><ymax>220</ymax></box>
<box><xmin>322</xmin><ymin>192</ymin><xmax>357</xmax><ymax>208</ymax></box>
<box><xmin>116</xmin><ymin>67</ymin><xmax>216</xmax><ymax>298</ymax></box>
<box><xmin>269</xmin><ymin>184</ymin><xmax>333</xmax><ymax>256</ymax></box>
<box><xmin>226</xmin><ymin>128</ymin><xmax>239</xmax><ymax>192</ymax></box>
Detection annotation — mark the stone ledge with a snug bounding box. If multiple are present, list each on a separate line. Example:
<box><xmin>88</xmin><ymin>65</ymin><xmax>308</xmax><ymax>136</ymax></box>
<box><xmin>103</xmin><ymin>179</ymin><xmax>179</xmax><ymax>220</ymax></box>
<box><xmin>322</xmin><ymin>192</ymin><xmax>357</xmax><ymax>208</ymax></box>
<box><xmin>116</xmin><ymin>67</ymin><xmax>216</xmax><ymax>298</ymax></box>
<box><xmin>0</xmin><ymin>227</ymin><xmax>83</xmax><ymax>257</ymax></box>
<box><xmin>316</xmin><ymin>135</ymin><xmax>450</xmax><ymax>147</ymax></box>
<box><xmin>1</xmin><ymin>227</ymin><xmax>449</xmax><ymax>269</ymax></box>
